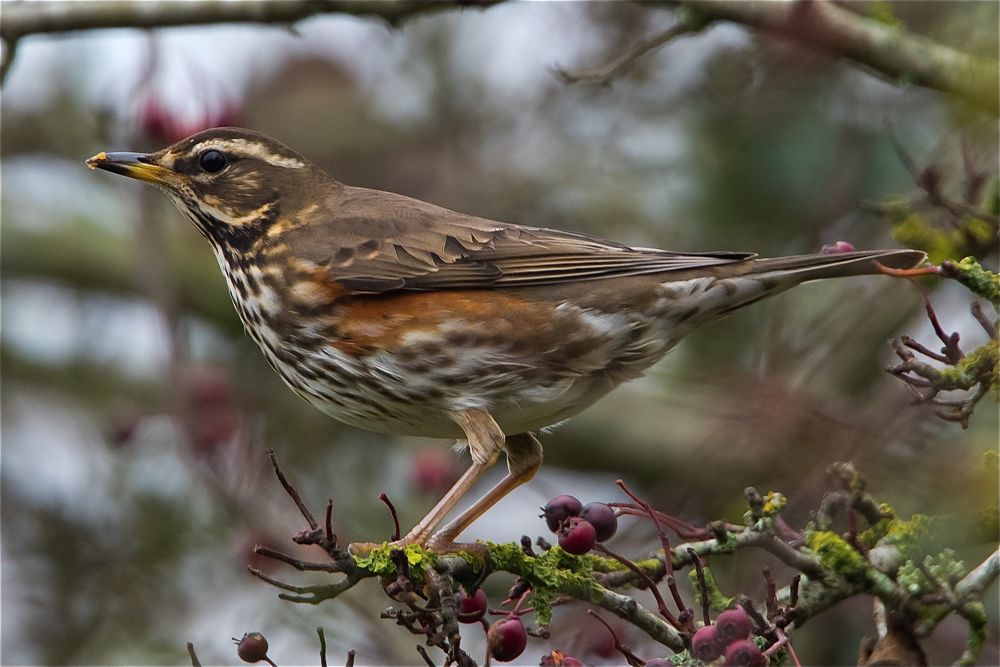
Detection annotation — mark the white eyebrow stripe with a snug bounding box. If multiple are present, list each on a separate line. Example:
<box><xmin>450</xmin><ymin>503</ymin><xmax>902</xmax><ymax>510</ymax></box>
<box><xmin>189</xmin><ymin>138</ymin><xmax>306</xmax><ymax>169</ymax></box>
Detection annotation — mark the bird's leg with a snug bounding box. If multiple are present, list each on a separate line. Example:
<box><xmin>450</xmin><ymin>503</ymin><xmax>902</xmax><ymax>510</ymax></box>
<box><xmin>349</xmin><ymin>409</ymin><xmax>505</xmax><ymax>557</ymax></box>
<box><xmin>426</xmin><ymin>432</ymin><xmax>543</xmax><ymax>550</ymax></box>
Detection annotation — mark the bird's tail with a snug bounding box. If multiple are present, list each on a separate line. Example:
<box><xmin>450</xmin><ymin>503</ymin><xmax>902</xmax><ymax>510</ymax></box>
<box><xmin>750</xmin><ymin>248</ymin><xmax>927</xmax><ymax>281</ymax></box>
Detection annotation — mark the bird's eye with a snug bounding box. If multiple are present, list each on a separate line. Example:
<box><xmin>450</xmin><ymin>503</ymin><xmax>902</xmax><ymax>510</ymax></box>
<box><xmin>198</xmin><ymin>149</ymin><xmax>228</xmax><ymax>173</ymax></box>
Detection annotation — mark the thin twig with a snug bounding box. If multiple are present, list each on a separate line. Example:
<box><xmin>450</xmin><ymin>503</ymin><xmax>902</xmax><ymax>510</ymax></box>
<box><xmin>315</xmin><ymin>628</ymin><xmax>328</xmax><ymax>667</ymax></box>
<box><xmin>186</xmin><ymin>642</ymin><xmax>202</xmax><ymax>667</ymax></box>
<box><xmin>415</xmin><ymin>645</ymin><xmax>436</xmax><ymax>667</ymax></box>
<box><xmin>267</xmin><ymin>448</ymin><xmax>318</xmax><ymax>530</ymax></box>
<box><xmin>379</xmin><ymin>492</ymin><xmax>401</xmax><ymax>541</ymax></box>
<box><xmin>586</xmin><ymin>610</ymin><xmax>646</xmax><ymax>667</ymax></box>
<box><xmin>325</xmin><ymin>499</ymin><xmax>336</xmax><ymax>544</ymax></box>
<box><xmin>688</xmin><ymin>549</ymin><xmax>711</xmax><ymax>626</ymax></box>
<box><xmin>557</xmin><ymin>18</ymin><xmax>706</xmax><ymax>85</ymax></box>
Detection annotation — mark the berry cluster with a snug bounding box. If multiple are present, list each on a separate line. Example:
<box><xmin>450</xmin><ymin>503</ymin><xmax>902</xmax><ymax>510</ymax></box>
<box><xmin>691</xmin><ymin>608</ymin><xmax>762</xmax><ymax>666</ymax></box>
<box><xmin>541</xmin><ymin>495</ymin><xmax>618</xmax><ymax>555</ymax></box>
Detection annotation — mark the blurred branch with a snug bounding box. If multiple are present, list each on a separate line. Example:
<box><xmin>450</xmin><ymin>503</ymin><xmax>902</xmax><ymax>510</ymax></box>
<box><xmin>676</xmin><ymin>0</ymin><xmax>999</xmax><ymax>115</ymax></box>
<box><xmin>0</xmin><ymin>0</ymin><xmax>500</xmax><ymax>83</ymax></box>
<box><xmin>562</xmin><ymin>0</ymin><xmax>998</xmax><ymax>115</ymax></box>
<box><xmin>557</xmin><ymin>13</ymin><xmax>708</xmax><ymax>85</ymax></box>
<box><xmin>3</xmin><ymin>222</ymin><xmax>240</xmax><ymax>336</ymax></box>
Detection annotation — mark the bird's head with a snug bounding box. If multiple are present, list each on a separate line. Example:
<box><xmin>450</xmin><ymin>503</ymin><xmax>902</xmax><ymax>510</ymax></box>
<box><xmin>87</xmin><ymin>127</ymin><xmax>332</xmax><ymax>250</ymax></box>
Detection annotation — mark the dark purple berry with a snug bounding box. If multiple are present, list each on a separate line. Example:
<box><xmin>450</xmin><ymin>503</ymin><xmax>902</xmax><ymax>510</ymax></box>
<box><xmin>487</xmin><ymin>616</ymin><xmax>527</xmax><ymax>662</ymax></box>
<box><xmin>456</xmin><ymin>587</ymin><xmax>488</xmax><ymax>623</ymax></box>
<box><xmin>691</xmin><ymin>625</ymin><xmax>724</xmax><ymax>662</ymax></box>
<box><xmin>558</xmin><ymin>516</ymin><xmax>596</xmax><ymax>555</ymax></box>
<box><xmin>540</xmin><ymin>650</ymin><xmax>584</xmax><ymax>666</ymax></box>
<box><xmin>581</xmin><ymin>502</ymin><xmax>618</xmax><ymax>542</ymax></box>
<box><xmin>643</xmin><ymin>660</ymin><xmax>675</xmax><ymax>667</ymax></box>
<box><xmin>541</xmin><ymin>495</ymin><xmax>582</xmax><ymax>531</ymax></box>
<box><xmin>724</xmin><ymin>639</ymin><xmax>764</xmax><ymax>667</ymax></box>
<box><xmin>715</xmin><ymin>608</ymin><xmax>752</xmax><ymax>645</ymax></box>
<box><xmin>234</xmin><ymin>632</ymin><xmax>269</xmax><ymax>664</ymax></box>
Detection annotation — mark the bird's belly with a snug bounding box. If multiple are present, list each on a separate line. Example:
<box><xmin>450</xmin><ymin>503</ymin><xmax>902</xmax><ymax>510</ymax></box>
<box><xmin>235</xmin><ymin>285</ymin><xmax>677</xmax><ymax>438</ymax></box>
<box><xmin>257</xmin><ymin>329</ymin><xmax>665</xmax><ymax>439</ymax></box>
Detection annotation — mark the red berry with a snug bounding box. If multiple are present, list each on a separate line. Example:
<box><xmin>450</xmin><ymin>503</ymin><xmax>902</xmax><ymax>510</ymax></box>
<box><xmin>456</xmin><ymin>587</ymin><xmax>488</xmax><ymax>623</ymax></box>
<box><xmin>580</xmin><ymin>502</ymin><xmax>618</xmax><ymax>542</ymax></box>
<box><xmin>541</xmin><ymin>495</ymin><xmax>582</xmax><ymax>532</ymax></box>
<box><xmin>558</xmin><ymin>517</ymin><xmax>596</xmax><ymax>555</ymax></box>
<box><xmin>724</xmin><ymin>639</ymin><xmax>764</xmax><ymax>667</ymax></box>
<box><xmin>715</xmin><ymin>608</ymin><xmax>752</xmax><ymax>645</ymax></box>
<box><xmin>540</xmin><ymin>650</ymin><xmax>584</xmax><ymax>666</ymax></box>
<box><xmin>644</xmin><ymin>660</ymin><xmax>675</xmax><ymax>667</ymax></box>
<box><xmin>234</xmin><ymin>632</ymin><xmax>269</xmax><ymax>663</ymax></box>
<box><xmin>691</xmin><ymin>625</ymin><xmax>724</xmax><ymax>662</ymax></box>
<box><xmin>487</xmin><ymin>616</ymin><xmax>527</xmax><ymax>662</ymax></box>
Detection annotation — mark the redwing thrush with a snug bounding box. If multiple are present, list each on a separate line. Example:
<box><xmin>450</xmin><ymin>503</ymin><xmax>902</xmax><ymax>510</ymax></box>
<box><xmin>87</xmin><ymin>127</ymin><xmax>925</xmax><ymax>549</ymax></box>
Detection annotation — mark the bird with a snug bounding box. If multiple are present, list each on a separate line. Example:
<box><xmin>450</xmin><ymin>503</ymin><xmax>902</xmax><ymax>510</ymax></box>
<box><xmin>87</xmin><ymin>127</ymin><xmax>925</xmax><ymax>551</ymax></box>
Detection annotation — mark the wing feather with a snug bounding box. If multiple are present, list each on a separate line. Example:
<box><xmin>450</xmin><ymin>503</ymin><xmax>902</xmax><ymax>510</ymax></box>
<box><xmin>283</xmin><ymin>186</ymin><xmax>754</xmax><ymax>294</ymax></box>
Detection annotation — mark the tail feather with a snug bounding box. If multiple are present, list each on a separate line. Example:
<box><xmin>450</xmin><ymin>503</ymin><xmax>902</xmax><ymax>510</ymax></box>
<box><xmin>750</xmin><ymin>249</ymin><xmax>927</xmax><ymax>281</ymax></box>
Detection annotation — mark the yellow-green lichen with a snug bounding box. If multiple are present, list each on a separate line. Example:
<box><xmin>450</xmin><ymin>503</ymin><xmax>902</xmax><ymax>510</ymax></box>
<box><xmin>877</xmin><ymin>514</ymin><xmax>950</xmax><ymax>563</ymax></box>
<box><xmin>866</xmin><ymin>0</ymin><xmax>903</xmax><ymax>26</ymax></box>
<box><xmin>947</xmin><ymin>257</ymin><xmax>1000</xmax><ymax>306</ymax></box>
<box><xmin>806</xmin><ymin>531</ymin><xmax>867</xmax><ymax>582</ymax></box>
<box><xmin>352</xmin><ymin>543</ymin><xmax>435</xmax><ymax>577</ymax></box>
<box><xmin>897</xmin><ymin>548</ymin><xmax>967</xmax><ymax>596</ymax></box>
<box><xmin>487</xmin><ymin>543</ymin><xmax>607</xmax><ymax>626</ymax></box>
<box><xmin>688</xmin><ymin>565</ymin><xmax>734</xmax><ymax>614</ymax></box>
<box><xmin>762</xmin><ymin>491</ymin><xmax>787</xmax><ymax>516</ymax></box>
<box><xmin>937</xmin><ymin>339</ymin><xmax>998</xmax><ymax>392</ymax></box>
<box><xmin>891</xmin><ymin>216</ymin><xmax>995</xmax><ymax>265</ymax></box>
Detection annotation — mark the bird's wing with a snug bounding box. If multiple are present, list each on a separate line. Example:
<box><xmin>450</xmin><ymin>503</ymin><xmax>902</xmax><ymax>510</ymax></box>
<box><xmin>287</xmin><ymin>187</ymin><xmax>754</xmax><ymax>293</ymax></box>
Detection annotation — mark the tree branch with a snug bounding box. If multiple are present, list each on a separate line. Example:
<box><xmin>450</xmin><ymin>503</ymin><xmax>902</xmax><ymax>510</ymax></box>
<box><xmin>1</xmin><ymin>0</ymin><xmax>497</xmax><ymax>40</ymax></box>
<box><xmin>0</xmin><ymin>0</ymin><xmax>500</xmax><ymax>84</ymax></box>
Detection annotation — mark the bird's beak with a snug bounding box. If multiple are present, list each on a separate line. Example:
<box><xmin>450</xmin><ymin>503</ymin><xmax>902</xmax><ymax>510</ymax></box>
<box><xmin>85</xmin><ymin>151</ymin><xmax>174</xmax><ymax>185</ymax></box>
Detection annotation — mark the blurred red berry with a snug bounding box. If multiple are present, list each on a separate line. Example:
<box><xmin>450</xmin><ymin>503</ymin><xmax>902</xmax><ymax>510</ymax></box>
<box><xmin>410</xmin><ymin>446</ymin><xmax>459</xmax><ymax>495</ymax></box>
<box><xmin>724</xmin><ymin>639</ymin><xmax>764</xmax><ymax>667</ymax></box>
<box><xmin>487</xmin><ymin>616</ymin><xmax>527</xmax><ymax>662</ymax></box>
<box><xmin>213</xmin><ymin>98</ymin><xmax>242</xmax><ymax>127</ymax></box>
<box><xmin>234</xmin><ymin>632</ymin><xmax>269</xmax><ymax>664</ymax></box>
<box><xmin>139</xmin><ymin>96</ymin><xmax>181</xmax><ymax>144</ymax></box>
<box><xmin>715</xmin><ymin>608</ymin><xmax>752</xmax><ymax>645</ymax></box>
<box><xmin>691</xmin><ymin>625</ymin><xmax>724</xmax><ymax>662</ymax></box>
<box><xmin>541</xmin><ymin>495</ymin><xmax>582</xmax><ymax>532</ymax></box>
<box><xmin>580</xmin><ymin>502</ymin><xmax>618</xmax><ymax>542</ymax></box>
<box><xmin>456</xmin><ymin>587</ymin><xmax>488</xmax><ymax>623</ymax></box>
<box><xmin>184</xmin><ymin>366</ymin><xmax>238</xmax><ymax>452</ymax></box>
<box><xmin>558</xmin><ymin>516</ymin><xmax>596</xmax><ymax>555</ymax></box>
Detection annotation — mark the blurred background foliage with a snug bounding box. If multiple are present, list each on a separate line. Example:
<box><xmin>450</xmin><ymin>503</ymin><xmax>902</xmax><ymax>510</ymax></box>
<box><xmin>1</xmin><ymin>2</ymin><xmax>997</xmax><ymax>665</ymax></box>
